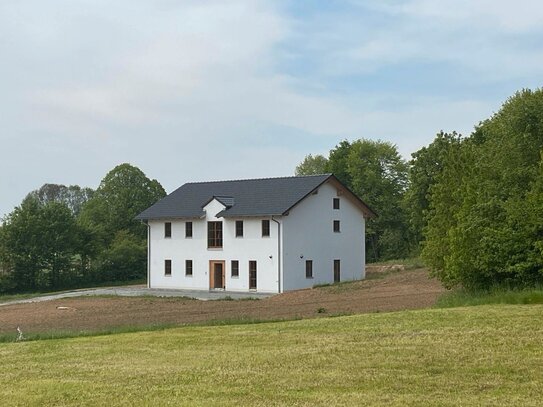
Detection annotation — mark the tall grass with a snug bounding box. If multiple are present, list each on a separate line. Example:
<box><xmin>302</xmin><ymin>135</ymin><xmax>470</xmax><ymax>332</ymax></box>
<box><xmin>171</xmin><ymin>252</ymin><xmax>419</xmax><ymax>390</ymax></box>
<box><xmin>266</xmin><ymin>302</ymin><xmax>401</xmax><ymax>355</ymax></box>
<box><xmin>436</xmin><ymin>286</ymin><xmax>543</xmax><ymax>308</ymax></box>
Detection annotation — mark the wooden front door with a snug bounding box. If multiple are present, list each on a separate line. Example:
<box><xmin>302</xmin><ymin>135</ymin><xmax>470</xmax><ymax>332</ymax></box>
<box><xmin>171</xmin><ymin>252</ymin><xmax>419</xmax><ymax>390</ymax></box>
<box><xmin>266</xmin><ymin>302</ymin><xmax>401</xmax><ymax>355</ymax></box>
<box><xmin>249</xmin><ymin>260</ymin><xmax>257</xmax><ymax>290</ymax></box>
<box><xmin>209</xmin><ymin>261</ymin><xmax>225</xmax><ymax>289</ymax></box>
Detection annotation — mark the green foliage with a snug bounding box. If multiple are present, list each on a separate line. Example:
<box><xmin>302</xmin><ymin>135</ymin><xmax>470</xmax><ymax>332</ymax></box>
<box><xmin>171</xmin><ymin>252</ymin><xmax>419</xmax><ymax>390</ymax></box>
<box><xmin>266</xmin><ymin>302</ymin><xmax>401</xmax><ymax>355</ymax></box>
<box><xmin>80</xmin><ymin>163</ymin><xmax>165</xmax><ymax>244</ymax></box>
<box><xmin>97</xmin><ymin>230</ymin><xmax>147</xmax><ymax>281</ymax></box>
<box><xmin>404</xmin><ymin>132</ymin><xmax>462</xmax><ymax>245</ymax></box>
<box><xmin>436</xmin><ymin>286</ymin><xmax>543</xmax><ymax>308</ymax></box>
<box><xmin>0</xmin><ymin>198</ymin><xmax>82</xmax><ymax>290</ymax></box>
<box><xmin>333</xmin><ymin>139</ymin><xmax>410</xmax><ymax>261</ymax></box>
<box><xmin>1</xmin><ymin>163</ymin><xmax>165</xmax><ymax>293</ymax></box>
<box><xmin>295</xmin><ymin>154</ymin><xmax>328</xmax><ymax>175</ymax></box>
<box><xmin>423</xmin><ymin>89</ymin><xmax>543</xmax><ymax>289</ymax></box>
<box><xmin>26</xmin><ymin>184</ymin><xmax>94</xmax><ymax>216</ymax></box>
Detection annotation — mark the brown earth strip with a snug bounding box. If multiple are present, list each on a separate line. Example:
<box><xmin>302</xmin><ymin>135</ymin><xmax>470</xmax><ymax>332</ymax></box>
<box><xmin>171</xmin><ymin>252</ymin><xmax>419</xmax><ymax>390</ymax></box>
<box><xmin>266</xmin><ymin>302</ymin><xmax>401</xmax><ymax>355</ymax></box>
<box><xmin>0</xmin><ymin>268</ymin><xmax>445</xmax><ymax>335</ymax></box>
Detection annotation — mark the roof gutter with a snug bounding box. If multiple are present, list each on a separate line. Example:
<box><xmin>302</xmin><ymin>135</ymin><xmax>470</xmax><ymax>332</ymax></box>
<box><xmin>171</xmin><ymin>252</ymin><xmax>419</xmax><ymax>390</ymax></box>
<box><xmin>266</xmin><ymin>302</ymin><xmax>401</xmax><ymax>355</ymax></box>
<box><xmin>271</xmin><ymin>216</ymin><xmax>282</xmax><ymax>293</ymax></box>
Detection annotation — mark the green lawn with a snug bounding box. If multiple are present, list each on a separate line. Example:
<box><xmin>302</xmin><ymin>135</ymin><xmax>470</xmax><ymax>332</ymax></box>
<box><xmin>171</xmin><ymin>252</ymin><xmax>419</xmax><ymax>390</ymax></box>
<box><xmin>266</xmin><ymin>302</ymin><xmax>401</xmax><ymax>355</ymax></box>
<box><xmin>1</xmin><ymin>305</ymin><xmax>542</xmax><ymax>406</ymax></box>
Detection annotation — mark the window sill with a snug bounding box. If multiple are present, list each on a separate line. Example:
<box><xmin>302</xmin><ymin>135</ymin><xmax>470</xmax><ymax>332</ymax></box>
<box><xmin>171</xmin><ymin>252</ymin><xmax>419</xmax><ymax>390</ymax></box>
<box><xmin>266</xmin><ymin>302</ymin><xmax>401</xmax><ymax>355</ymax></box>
<box><xmin>185</xmin><ymin>274</ymin><xmax>193</xmax><ymax>277</ymax></box>
<box><xmin>207</xmin><ymin>247</ymin><xmax>223</xmax><ymax>251</ymax></box>
<box><xmin>164</xmin><ymin>274</ymin><xmax>172</xmax><ymax>277</ymax></box>
<box><xmin>231</xmin><ymin>275</ymin><xmax>239</xmax><ymax>279</ymax></box>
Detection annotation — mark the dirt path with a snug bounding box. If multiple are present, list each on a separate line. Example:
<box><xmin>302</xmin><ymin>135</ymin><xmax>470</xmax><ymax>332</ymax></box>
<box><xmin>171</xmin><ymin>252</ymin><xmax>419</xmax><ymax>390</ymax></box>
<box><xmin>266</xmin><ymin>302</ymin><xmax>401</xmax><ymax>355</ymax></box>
<box><xmin>0</xmin><ymin>268</ymin><xmax>445</xmax><ymax>335</ymax></box>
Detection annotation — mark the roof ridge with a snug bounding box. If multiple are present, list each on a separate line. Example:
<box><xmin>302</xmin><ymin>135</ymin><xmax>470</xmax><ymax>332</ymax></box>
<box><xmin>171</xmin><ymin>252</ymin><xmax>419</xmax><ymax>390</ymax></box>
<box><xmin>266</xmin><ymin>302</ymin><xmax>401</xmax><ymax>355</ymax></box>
<box><xmin>185</xmin><ymin>173</ymin><xmax>332</xmax><ymax>185</ymax></box>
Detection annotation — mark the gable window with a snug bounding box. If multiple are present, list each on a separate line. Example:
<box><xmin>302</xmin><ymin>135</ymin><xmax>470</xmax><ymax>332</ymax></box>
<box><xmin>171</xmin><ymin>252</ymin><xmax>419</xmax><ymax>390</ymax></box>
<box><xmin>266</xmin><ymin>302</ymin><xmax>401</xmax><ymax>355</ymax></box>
<box><xmin>235</xmin><ymin>220</ymin><xmax>244</xmax><ymax>237</ymax></box>
<box><xmin>333</xmin><ymin>220</ymin><xmax>341</xmax><ymax>233</ymax></box>
<box><xmin>185</xmin><ymin>222</ymin><xmax>193</xmax><ymax>238</ymax></box>
<box><xmin>185</xmin><ymin>260</ymin><xmax>193</xmax><ymax>276</ymax></box>
<box><xmin>333</xmin><ymin>198</ymin><xmax>340</xmax><ymax>210</ymax></box>
<box><xmin>165</xmin><ymin>259</ymin><xmax>172</xmax><ymax>276</ymax></box>
<box><xmin>305</xmin><ymin>260</ymin><xmax>313</xmax><ymax>279</ymax></box>
<box><xmin>164</xmin><ymin>222</ymin><xmax>171</xmax><ymax>238</ymax></box>
<box><xmin>262</xmin><ymin>219</ymin><xmax>270</xmax><ymax>237</ymax></box>
<box><xmin>208</xmin><ymin>221</ymin><xmax>223</xmax><ymax>248</ymax></box>
<box><xmin>231</xmin><ymin>260</ymin><xmax>239</xmax><ymax>277</ymax></box>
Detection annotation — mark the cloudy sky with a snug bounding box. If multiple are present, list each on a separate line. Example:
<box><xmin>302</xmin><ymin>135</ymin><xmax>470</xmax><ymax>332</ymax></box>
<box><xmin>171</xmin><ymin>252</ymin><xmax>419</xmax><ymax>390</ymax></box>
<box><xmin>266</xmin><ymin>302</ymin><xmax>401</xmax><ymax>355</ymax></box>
<box><xmin>2</xmin><ymin>0</ymin><xmax>543</xmax><ymax>218</ymax></box>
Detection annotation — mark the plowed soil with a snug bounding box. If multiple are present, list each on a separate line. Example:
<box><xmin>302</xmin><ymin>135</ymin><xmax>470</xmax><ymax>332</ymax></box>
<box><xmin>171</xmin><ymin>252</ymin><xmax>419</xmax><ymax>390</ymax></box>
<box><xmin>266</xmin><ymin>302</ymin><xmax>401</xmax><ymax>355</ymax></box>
<box><xmin>0</xmin><ymin>268</ymin><xmax>445</xmax><ymax>335</ymax></box>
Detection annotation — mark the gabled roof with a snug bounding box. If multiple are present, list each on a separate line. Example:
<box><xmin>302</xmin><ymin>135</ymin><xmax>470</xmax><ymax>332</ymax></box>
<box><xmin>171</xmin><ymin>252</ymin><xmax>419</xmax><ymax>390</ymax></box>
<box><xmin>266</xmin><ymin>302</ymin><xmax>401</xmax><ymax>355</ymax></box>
<box><xmin>135</xmin><ymin>174</ymin><xmax>376</xmax><ymax>220</ymax></box>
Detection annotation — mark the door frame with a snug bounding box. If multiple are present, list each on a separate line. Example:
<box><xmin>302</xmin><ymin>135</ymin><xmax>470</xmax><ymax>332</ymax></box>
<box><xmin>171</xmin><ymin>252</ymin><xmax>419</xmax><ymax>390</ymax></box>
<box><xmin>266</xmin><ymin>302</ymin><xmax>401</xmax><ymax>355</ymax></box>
<box><xmin>249</xmin><ymin>260</ymin><xmax>257</xmax><ymax>290</ymax></box>
<box><xmin>209</xmin><ymin>260</ymin><xmax>226</xmax><ymax>289</ymax></box>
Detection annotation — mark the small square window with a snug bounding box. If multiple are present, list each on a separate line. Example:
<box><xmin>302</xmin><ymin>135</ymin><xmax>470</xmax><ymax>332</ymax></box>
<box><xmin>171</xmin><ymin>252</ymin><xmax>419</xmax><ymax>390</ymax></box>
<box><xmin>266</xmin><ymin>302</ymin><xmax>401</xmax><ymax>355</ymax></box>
<box><xmin>305</xmin><ymin>260</ymin><xmax>313</xmax><ymax>278</ymax></box>
<box><xmin>165</xmin><ymin>259</ymin><xmax>172</xmax><ymax>276</ymax></box>
<box><xmin>235</xmin><ymin>220</ymin><xmax>244</xmax><ymax>237</ymax></box>
<box><xmin>185</xmin><ymin>222</ymin><xmax>193</xmax><ymax>238</ymax></box>
<box><xmin>185</xmin><ymin>260</ymin><xmax>193</xmax><ymax>276</ymax></box>
<box><xmin>262</xmin><ymin>219</ymin><xmax>270</xmax><ymax>237</ymax></box>
<box><xmin>333</xmin><ymin>220</ymin><xmax>341</xmax><ymax>233</ymax></box>
<box><xmin>164</xmin><ymin>222</ymin><xmax>171</xmax><ymax>238</ymax></box>
<box><xmin>333</xmin><ymin>198</ymin><xmax>340</xmax><ymax>210</ymax></box>
<box><xmin>231</xmin><ymin>260</ymin><xmax>239</xmax><ymax>277</ymax></box>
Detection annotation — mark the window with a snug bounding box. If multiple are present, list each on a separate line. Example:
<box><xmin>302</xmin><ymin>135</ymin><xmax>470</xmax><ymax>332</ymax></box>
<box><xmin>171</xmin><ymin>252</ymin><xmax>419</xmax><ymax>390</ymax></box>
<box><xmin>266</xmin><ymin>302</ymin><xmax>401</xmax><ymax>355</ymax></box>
<box><xmin>333</xmin><ymin>198</ymin><xmax>340</xmax><ymax>210</ymax></box>
<box><xmin>165</xmin><ymin>259</ymin><xmax>172</xmax><ymax>276</ymax></box>
<box><xmin>164</xmin><ymin>222</ymin><xmax>171</xmax><ymax>238</ymax></box>
<box><xmin>262</xmin><ymin>219</ymin><xmax>270</xmax><ymax>237</ymax></box>
<box><xmin>185</xmin><ymin>260</ymin><xmax>193</xmax><ymax>276</ymax></box>
<box><xmin>305</xmin><ymin>260</ymin><xmax>313</xmax><ymax>278</ymax></box>
<box><xmin>208</xmin><ymin>221</ymin><xmax>223</xmax><ymax>248</ymax></box>
<box><xmin>334</xmin><ymin>259</ymin><xmax>341</xmax><ymax>283</ymax></box>
<box><xmin>249</xmin><ymin>261</ymin><xmax>257</xmax><ymax>289</ymax></box>
<box><xmin>185</xmin><ymin>222</ymin><xmax>193</xmax><ymax>238</ymax></box>
<box><xmin>333</xmin><ymin>220</ymin><xmax>341</xmax><ymax>233</ymax></box>
<box><xmin>231</xmin><ymin>260</ymin><xmax>239</xmax><ymax>277</ymax></box>
<box><xmin>235</xmin><ymin>220</ymin><xmax>244</xmax><ymax>237</ymax></box>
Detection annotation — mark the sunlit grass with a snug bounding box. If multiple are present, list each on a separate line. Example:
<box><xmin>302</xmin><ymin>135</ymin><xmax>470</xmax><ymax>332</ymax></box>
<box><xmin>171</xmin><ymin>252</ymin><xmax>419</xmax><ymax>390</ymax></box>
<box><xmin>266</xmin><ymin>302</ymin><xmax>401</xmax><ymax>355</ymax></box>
<box><xmin>1</xmin><ymin>304</ymin><xmax>542</xmax><ymax>406</ymax></box>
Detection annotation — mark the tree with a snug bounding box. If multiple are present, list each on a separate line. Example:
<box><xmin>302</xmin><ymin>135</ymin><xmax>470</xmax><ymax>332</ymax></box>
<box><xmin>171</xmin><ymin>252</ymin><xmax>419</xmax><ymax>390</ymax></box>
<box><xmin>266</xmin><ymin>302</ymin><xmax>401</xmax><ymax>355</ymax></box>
<box><xmin>344</xmin><ymin>139</ymin><xmax>410</xmax><ymax>261</ymax></box>
<box><xmin>405</xmin><ymin>132</ymin><xmax>463</xmax><ymax>245</ymax></box>
<box><xmin>295</xmin><ymin>154</ymin><xmax>328</xmax><ymax>175</ymax></box>
<box><xmin>80</xmin><ymin>163</ymin><xmax>166</xmax><ymax>243</ymax></box>
<box><xmin>422</xmin><ymin>88</ymin><xmax>543</xmax><ymax>289</ymax></box>
<box><xmin>26</xmin><ymin>184</ymin><xmax>94</xmax><ymax>216</ymax></box>
<box><xmin>0</xmin><ymin>198</ymin><xmax>82</xmax><ymax>291</ymax></box>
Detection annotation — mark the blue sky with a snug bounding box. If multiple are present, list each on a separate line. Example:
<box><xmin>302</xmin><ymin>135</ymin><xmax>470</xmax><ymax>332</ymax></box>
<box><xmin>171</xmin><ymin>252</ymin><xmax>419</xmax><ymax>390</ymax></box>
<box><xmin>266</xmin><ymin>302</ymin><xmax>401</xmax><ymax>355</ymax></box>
<box><xmin>1</xmin><ymin>0</ymin><xmax>543</xmax><ymax>218</ymax></box>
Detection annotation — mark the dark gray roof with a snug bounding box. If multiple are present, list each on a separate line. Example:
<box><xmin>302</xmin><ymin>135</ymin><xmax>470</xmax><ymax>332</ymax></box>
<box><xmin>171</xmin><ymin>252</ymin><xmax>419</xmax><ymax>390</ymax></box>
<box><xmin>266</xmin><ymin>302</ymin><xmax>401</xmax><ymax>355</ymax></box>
<box><xmin>136</xmin><ymin>174</ymin><xmax>376</xmax><ymax>220</ymax></box>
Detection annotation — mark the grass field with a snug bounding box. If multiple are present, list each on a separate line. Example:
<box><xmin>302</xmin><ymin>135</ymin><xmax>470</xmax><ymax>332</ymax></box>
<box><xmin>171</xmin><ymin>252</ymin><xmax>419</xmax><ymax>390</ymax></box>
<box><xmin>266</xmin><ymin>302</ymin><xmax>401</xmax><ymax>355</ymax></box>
<box><xmin>1</xmin><ymin>304</ymin><xmax>542</xmax><ymax>406</ymax></box>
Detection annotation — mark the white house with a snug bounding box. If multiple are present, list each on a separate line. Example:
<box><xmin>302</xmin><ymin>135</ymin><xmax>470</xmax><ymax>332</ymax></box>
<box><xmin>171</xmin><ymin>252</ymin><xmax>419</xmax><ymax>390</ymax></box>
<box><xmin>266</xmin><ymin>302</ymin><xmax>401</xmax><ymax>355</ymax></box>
<box><xmin>136</xmin><ymin>174</ymin><xmax>376</xmax><ymax>293</ymax></box>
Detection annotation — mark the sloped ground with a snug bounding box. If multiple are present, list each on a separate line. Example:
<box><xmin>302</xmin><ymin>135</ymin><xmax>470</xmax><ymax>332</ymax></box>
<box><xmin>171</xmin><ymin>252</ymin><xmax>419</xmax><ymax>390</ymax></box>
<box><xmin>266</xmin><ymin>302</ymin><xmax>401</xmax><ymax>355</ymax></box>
<box><xmin>0</xmin><ymin>268</ymin><xmax>445</xmax><ymax>336</ymax></box>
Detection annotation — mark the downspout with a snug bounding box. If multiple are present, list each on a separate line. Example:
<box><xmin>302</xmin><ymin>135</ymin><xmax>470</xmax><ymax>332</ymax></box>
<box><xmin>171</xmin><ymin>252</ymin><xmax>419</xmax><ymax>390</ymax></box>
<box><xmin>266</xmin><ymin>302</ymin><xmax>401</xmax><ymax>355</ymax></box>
<box><xmin>142</xmin><ymin>221</ymin><xmax>151</xmax><ymax>289</ymax></box>
<box><xmin>271</xmin><ymin>216</ymin><xmax>281</xmax><ymax>293</ymax></box>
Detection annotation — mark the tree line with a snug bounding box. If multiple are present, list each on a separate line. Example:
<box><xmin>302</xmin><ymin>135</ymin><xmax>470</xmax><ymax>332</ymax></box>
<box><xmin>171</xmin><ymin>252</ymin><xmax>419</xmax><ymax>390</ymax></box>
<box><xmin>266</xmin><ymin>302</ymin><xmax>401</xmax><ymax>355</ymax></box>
<box><xmin>1</xmin><ymin>88</ymin><xmax>541</xmax><ymax>293</ymax></box>
<box><xmin>0</xmin><ymin>164</ymin><xmax>165</xmax><ymax>293</ymax></box>
<box><xmin>297</xmin><ymin>88</ymin><xmax>543</xmax><ymax>290</ymax></box>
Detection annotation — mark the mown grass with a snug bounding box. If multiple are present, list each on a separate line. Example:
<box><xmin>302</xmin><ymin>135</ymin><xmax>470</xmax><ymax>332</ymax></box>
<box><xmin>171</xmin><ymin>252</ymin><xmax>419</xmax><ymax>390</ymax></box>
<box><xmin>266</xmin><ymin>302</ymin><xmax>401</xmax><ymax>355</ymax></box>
<box><xmin>1</xmin><ymin>305</ymin><xmax>542</xmax><ymax>406</ymax></box>
<box><xmin>436</xmin><ymin>286</ymin><xmax>543</xmax><ymax>308</ymax></box>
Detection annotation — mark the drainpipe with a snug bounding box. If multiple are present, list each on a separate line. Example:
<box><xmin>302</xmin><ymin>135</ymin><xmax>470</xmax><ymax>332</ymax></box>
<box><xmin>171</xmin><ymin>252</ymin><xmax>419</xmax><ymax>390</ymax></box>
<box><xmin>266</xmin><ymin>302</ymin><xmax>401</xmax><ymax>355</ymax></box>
<box><xmin>271</xmin><ymin>216</ymin><xmax>281</xmax><ymax>293</ymax></box>
<box><xmin>143</xmin><ymin>221</ymin><xmax>151</xmax><ymax>289</ymax></box>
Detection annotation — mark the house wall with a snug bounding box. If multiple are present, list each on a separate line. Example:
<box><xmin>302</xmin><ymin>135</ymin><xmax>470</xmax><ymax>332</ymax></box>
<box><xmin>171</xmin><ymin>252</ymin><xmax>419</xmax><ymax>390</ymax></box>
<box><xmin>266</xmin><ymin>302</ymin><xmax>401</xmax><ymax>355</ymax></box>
<box><xmin>281</xmin><ymin>181</ymin><xmax>366</xmax><ymax>291</ymax></box>
<box><xmin>149</xmin><ymin>199</ymin><xmax>281</xmax><ymax>293</ymax></box>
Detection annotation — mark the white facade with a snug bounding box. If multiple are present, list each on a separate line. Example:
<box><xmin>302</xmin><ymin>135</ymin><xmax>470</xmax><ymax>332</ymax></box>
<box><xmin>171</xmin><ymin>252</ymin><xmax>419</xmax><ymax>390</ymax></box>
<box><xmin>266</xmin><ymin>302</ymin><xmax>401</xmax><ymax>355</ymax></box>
<box><xmin>147</xmin><ymin>179</ymin><xmax>367</xmax><ymax>293</ymax></box>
